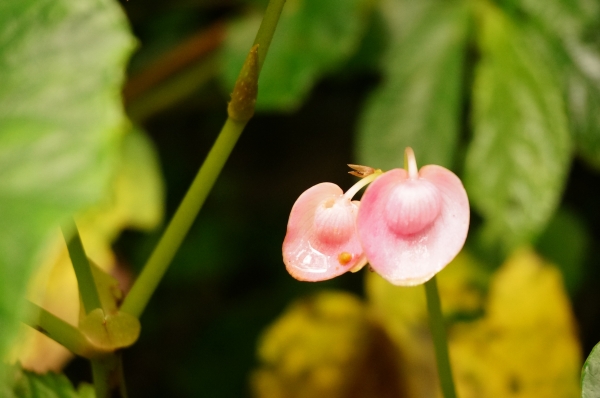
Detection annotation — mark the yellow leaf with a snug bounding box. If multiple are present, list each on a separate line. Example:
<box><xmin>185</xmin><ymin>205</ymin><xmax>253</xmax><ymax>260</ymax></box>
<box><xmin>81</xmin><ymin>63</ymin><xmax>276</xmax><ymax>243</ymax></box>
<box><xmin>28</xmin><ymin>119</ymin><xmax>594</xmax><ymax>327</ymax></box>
<box><xmin>366</xmin><ymin>248</ymin><xmax>581</xmax><ymax>398</ymax></box>
<box><xmin>450</xmin><ymin>248</ymin><xmax>581</xmax><ymax>398</ymax></box>
<box><xmin>251</xmin><ymin>291</ymin><xmax>406</xmax><ymax>398</ymax></box>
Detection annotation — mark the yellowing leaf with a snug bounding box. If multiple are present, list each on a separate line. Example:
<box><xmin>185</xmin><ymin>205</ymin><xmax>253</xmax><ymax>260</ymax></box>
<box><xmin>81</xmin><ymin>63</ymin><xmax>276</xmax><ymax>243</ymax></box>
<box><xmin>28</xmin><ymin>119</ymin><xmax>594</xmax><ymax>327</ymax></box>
<box><xmin>254</xmin><ymin>249</ymin><xmax>579</xmax><ymax>398</ymax></box>
<box><xmin>251</xmin><ymin>291</ymin><xmax>405</xmax><ymax>398</ymax></box>
<box><xmin>10</xmin><ymin>129</ymin><xmax>163</xmax><ymax>372</ymax></box>
<box><xmin>88</xmin><ymin>262</ymin><xmax>124</xmax><ymax>316</ymax></box>
<box><xmin>0</xmin><ymin>0</ymin><xmax>136</xmax><ymax>364</ymax></box>
<box><xmin>252</xmin><ymin>292</ymin><xmax>369</xmax><ymax>398</ymax></box>
<box><xmin>79</xmin><ymin>309</ymin><xmax>140</xmax><ymax>351</ymax></box>
<box><xmin>366</xmin><ymin>251</ymin><xmax>489</xmax><ymax>398</ymax></box>
<box><xmin>450</xmin><ymin>249</ymin><xmax>581</xmax><ymax>398</ymax></box>
<box><xmin>366</xmin><ymin>248</ymin><xmax>581</xmax><ymax>398</ymax></box>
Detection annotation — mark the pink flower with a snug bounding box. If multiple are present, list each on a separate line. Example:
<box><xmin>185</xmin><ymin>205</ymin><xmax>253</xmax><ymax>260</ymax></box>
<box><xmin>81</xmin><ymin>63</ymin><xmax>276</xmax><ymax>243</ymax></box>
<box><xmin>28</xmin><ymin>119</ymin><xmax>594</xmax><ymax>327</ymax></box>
<box><xmin>282</xmin><ymin>182</ymin><xmax>367</xmax><ymax>281</ymax></box>
<box><xmin>357</xmin><ymin>148</ymin><xmax>469</xmax><ymax>285</ymax></box>
<box><xmin>282</xmin><ymin>148</ymin><xmax>469</xmax><ymax>285</ymax></box>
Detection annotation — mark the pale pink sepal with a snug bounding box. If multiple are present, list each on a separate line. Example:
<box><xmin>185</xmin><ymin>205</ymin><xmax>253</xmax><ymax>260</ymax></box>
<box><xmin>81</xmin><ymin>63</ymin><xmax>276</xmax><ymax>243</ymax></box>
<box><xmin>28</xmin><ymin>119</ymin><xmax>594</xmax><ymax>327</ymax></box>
<box><xmin>357</xmin><ymin>166</ymin><xmax>469</xmax><ymax>286</ymax></box>
<box><xmin>283</xmin><ymin>183</ymin><xmax>367</xmax><ymax>281</ymax></box>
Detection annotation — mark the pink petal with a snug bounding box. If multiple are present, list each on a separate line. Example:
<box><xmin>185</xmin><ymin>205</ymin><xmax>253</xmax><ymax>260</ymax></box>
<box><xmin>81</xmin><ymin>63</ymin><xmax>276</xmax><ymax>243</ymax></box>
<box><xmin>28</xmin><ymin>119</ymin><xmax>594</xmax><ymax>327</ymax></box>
<box><xmin>283</xmin><ymin>183</ymin><xmax>366</xmax><ymax>281</ymax></box>
<box><xmin>357</xmin><ymin>166</ymin><xmax>469</xmax><ymax>286</ymax></box>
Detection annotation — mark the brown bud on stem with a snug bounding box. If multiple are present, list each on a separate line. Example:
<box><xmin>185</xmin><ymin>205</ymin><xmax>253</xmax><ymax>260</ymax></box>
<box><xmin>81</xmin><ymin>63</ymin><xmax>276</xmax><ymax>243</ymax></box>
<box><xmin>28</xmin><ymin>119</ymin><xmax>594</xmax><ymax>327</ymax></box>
<box><xmin>227</xmin><ymin>44</ymin><xmax>259</xmax><ymax>122</ymax></box>
<box><xmin>348</xmin><ymin>164</ymin><xmax>376</xmax><ymax>178</ymax></box>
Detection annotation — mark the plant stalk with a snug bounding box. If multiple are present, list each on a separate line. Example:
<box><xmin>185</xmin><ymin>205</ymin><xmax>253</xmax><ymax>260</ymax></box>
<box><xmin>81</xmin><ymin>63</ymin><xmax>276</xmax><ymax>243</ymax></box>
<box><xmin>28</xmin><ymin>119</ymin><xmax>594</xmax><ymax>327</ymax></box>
<box><xmin>61</xmin><ymin>219</ymin><xmax>103</xmax><ymax>314</ymax></box>
<box><xmin>121</xmin><ymin>0</ymin><xmax>286</xmax><ymax>318</ymax></box>
<box><xmin>22</xmin><ymin>301</ymin><xmax>95</xmax><ymax>358</ymax></box>
<box><xmin>91</xmin><ymin>354</ymin><xmax>127</xmax><ymax>398</ymax></box>
<box><xmin>252</xmin><ymin>0</ymin><xmax>286</xmax><ymax>73</ymax></box>
<box><xmin>425</xmin><ymin>276</ymin><xmax>458</xmax><ymax>398</ymax></box>
<box><xmin>121</xmin><ymin>118</ymin><xmax>245</xmax><ymax>317</ymax></box>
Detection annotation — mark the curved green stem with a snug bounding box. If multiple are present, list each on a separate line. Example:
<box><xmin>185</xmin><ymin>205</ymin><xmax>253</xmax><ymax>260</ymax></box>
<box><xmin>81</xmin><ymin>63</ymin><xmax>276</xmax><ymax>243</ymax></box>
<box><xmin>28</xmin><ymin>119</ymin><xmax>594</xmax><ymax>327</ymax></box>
<box><xmin>121</xmin><ymin>118</ymin><xmax>246</xmax><ymax>317</ymax></box>
<box><xmin>425</xmin><ymin>276</ymin><xmax>457</xmax><ymax>398</ymax></box>
<box><xmin>121</xmin><ymin>0</ymin><xmax>286</xmax><ymax>318</ymax></box>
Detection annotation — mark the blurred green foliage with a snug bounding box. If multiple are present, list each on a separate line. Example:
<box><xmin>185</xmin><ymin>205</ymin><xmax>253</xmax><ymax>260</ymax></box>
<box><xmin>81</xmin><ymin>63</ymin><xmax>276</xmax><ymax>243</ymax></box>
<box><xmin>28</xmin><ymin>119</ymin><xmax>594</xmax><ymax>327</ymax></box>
<box><xmin>582</xmin><ymin>341</ymin><xmax>600</xmax><ymax>398</ymax></box>
<box><xmin>8</xmin><ymin>128</ymin><xmax>163</xmax><ymax>374</ymax></box>
<box><xmin>357</xmin><ymin>0</ymin><xmax>470</xmax><ymax>170</ymax></box>
<box><xmin>3</xmin><ymin>0</ymin><xmax>600</xmax><ymax>396</ymax></box>
<box><xmin>221</xmin><ymin>0</ymin><xmax>372</xmax><ymax>110</ymax></box>
<box><xmin>2</xmin><ymin>364</ymin><xmax>94</xmax><ymax>397</ymax></box>
<box><xmin>0</xmin><ymin>0</ymin><xmax>135</xmax><ymax>379</ymax></box>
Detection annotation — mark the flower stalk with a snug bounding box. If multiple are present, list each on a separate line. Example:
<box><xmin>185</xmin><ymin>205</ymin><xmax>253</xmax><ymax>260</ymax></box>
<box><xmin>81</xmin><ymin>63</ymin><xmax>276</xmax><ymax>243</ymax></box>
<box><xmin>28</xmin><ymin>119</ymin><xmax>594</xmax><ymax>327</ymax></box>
<box><xmin>425</xmin><ymin>276</ymin><xmax>457</xmax><ymax>398</ymax></box>
<box><xmin>343</xmin><ymin>170</ymin><xmax>382</xmax><ymax>200</ymax></box>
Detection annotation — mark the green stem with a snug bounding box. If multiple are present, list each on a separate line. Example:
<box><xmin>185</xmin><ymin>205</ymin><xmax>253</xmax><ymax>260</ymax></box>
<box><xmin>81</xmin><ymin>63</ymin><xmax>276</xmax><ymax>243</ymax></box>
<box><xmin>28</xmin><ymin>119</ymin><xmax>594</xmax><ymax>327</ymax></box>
<box><xmin>61</xmin><ymin>219</ymin><xmax>103</xmax><ymax>314</ymax></box>
<box><xmin>91</xmin><ymin>360</ymin><xmax>109</xmax><ymax>398</ymax></box>
<box><xmin>121</xmin><ymin>119</ymin><xmax>246</xmax><ymax>317</ymax></box>
<box><xmin>425</xmin><ymin>276</ymin><xmax>457</xmax><ymax>398</ymax></box>
<box><xmin>91</xmin><ymin>354</ymin><xmax>126</xmax><ymax>398</ymax></box>
<box><xmin>116</xmin><ymin>352</ymin><xmax>129</xmax><ymax>398</ymax></box>
<box><xmin>121</xmin><ymin>0</ymin><xmax>287</xmax><ymax>319</ymax></box>
<box><xmin>22</xmin><ymin>301</ymin><xmax>95</xmax><ymax>358</ymax></box>
<box><xmin>252</xmin><ymin>0</ymin><xmax>286</xmax><ymax>74</ymax></box>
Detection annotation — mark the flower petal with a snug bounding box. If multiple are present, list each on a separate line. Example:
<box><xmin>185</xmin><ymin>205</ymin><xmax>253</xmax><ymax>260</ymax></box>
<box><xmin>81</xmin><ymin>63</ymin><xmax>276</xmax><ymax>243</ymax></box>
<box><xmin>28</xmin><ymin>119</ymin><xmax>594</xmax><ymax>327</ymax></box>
<box><xmin>357</xmin><ymin>166</ymin><xmax>469</xmax><ymax>286</ymax></box>
<box><xmin>283</xmin><ymin>183</ymin><xmax>365</xmax><ymax>281</ymax></box>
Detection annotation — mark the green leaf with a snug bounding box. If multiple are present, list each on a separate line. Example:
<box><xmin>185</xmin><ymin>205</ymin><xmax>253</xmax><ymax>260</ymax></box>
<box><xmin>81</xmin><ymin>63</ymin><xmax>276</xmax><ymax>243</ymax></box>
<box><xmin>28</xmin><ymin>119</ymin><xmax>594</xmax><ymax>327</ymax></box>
<box><xmin>464</xmin><ymin>4</ymin><xmax>572</xmax><ymax>252</ymax></box>
<box><xmin>510</xmin><ymin>0</ymin><xmax>600</xmax><ymax>169</ymax></box>
<box><xmin>510</xmin><ymin>23</ymin><xmax>600</xmax><ymax>170</ymax></box>
<box><xmin>510</xmin><ymin>0</ymin><xmax>600</xmax><ymax>39</ymax></box>
<box><xmin>535</xmin><ymin>207</ymin><xmax>590</xmax><ymax>295</ymax></box>
<box><xmin>341</xmin><ymin>9</ymin><xmax>388</xmax><ymax>76</ymax></box>
<box><xmin>568</xmin><ymin>61</ymin><xmax>600</xmax><ymax>168</ymax></box>
<box><xmin>2</xmin><ymin>365</ymin><xmax>94</xmax><ymax>398</ymax></box>
<box><xmin>0</xmin><ymin>0</ymin><xmax>135</xmax><ymax>366</ymax></box>
<box><xmin>221</xmin><ymin>0</ymin><xmax>371</xmax><ymax>111</ymax></box>
<box><xmin>582</xmin><ymin>341</ymin><xmax>600</xmax><ymax>398</ymax></box>
<box><xmin>356</xmin><ymin>0</ymin><xmax>470</xmax><ymax>169</ymax></box>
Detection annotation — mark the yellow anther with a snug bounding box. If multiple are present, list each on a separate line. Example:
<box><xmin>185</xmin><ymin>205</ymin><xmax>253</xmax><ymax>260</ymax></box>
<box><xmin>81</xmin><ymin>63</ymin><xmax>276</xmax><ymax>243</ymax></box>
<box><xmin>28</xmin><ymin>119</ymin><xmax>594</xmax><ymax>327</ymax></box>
<box><xmin>338</xmin><ymin>252</ymin><xmax>352</xmax><ymax>265</ymax></box>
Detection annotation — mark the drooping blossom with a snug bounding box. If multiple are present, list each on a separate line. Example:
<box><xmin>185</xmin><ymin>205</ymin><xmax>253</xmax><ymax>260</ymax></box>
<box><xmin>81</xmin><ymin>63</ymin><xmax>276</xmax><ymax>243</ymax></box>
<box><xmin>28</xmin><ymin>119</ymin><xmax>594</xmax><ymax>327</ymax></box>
<box><xmin>282</xmin><ymin>169</ymin><xmax>380</xmax><ymax>281</ymax></box>
<box><xmin>357</xmin><ymin>148</ymin><xmax>469</xmax><ymax>286</ymax></box>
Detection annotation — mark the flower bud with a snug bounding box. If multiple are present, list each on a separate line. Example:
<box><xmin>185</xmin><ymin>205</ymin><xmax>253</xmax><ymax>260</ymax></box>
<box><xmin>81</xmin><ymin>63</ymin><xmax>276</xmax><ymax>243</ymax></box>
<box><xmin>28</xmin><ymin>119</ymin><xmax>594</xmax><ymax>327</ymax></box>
<box><xmin>283</xmin><ymin>183</ymin><xmax>366</xmax><ymax>281</ymax></box>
